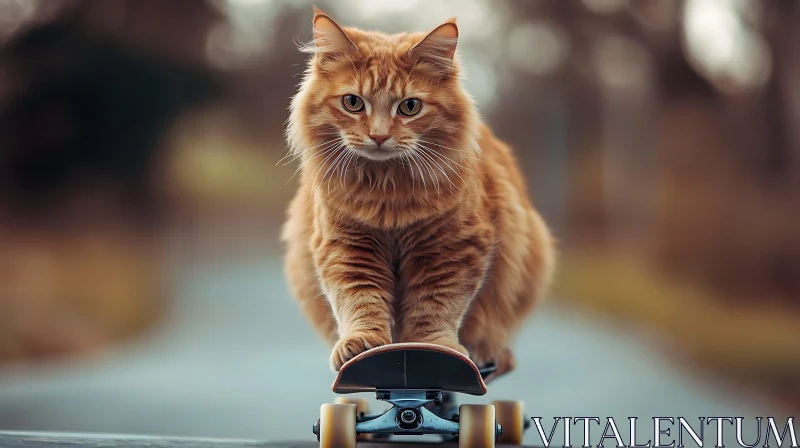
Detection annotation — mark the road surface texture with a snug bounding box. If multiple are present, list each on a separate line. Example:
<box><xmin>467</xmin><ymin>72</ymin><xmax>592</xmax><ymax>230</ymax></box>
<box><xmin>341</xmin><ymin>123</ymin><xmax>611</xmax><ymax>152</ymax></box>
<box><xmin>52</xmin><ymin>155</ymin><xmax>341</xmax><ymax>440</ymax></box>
<box><xmin>0</xmin><ymin>431</ymin><xmax>536</xmax><ymax>448</ymax></box>
<box><xmin>0</xmin><ymin>255</ymin><xmax>772</xmax><ymax>446</ymax></box>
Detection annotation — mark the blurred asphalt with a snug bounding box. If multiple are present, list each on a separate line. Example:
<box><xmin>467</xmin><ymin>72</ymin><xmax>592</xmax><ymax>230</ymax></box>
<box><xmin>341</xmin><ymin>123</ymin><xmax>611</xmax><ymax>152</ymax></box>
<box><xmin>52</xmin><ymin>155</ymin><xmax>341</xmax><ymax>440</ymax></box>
<box><xmin>0</xmin><ymin>255</ymin><xmax>773</xmax><ymax>445</ymax></box>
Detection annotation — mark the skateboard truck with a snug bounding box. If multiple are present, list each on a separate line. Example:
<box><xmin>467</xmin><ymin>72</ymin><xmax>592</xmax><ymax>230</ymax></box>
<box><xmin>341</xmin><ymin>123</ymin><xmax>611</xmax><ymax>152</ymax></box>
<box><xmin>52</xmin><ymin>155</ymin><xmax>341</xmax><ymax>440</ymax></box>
<box><xmin>313</xmin><ymin>389</ymin><xmax>502</xmax><ymax>438</ymax></box>
<box><xmin>313</xmin><ymin>390</ymin><xmax>505</xmax><ymax>442</ymax></box>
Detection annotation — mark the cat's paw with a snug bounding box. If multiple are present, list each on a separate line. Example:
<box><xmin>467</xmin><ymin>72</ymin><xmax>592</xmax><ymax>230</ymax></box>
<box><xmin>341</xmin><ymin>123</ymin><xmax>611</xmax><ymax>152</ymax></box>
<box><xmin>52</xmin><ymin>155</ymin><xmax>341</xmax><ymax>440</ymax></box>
<box><xmin>330</xmin><ymin>332</ymin><xmax>390</xmax><ymax>371</ymax></box>
<box><xmin>471</xmin><ymin>345</ymin><xmax>516</xmax><ymax>380</ymax></box>
<box><xmin>424</xmin><ymin>337</ymin><xmax>469</xmax><ymax>358</ymax></box>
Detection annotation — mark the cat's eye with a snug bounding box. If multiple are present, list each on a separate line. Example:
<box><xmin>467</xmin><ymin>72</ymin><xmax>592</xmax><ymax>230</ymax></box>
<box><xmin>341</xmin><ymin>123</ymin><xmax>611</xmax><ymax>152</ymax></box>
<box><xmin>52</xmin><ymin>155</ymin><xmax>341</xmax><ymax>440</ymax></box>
<box><xmin>342</xmin><ymin>94</ymin><xmax>365</xmax><ymax>113</ymax></box>
<box><xmin>398</xmin><ymin>98</ymin><xmax>422</xmax><ymax>116</ymax></box>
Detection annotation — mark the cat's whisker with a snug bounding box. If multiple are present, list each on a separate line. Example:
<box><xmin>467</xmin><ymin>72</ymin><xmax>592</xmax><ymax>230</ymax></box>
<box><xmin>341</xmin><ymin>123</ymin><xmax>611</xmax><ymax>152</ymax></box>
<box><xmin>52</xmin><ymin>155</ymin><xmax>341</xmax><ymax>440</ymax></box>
<box><xmin>429</xmin><ymin>149</ymin><xmax>475</xmax><ymax>195</ymax></box>
<box><xmin>415</xmin><ymin>145</ymin><xmax>456</xmax><ymax>191</ymax></box>
<box><xmin>285</xmin><ymin>141</ymin><xmax>344</xmax><ymax>168</ymax></box>
<box><xmin>417</xmin><ymin>143</ymin><xmax>482</xmax><ymax>175</ymax></box>
<box><xmin>334</xmin><ymin>151</ymin><xmax>347</xmax><ymax>190</ymax></box>
<box><xmin>311</xmin><ymin>143</ymin><xmax>347</xmax><ymax>197</ymax></box>
<box><xmin>416</xmin><ymin>144</ymin><xmax>462</xmax><ymax>175</ymax></box>
<box><xmin>311</xmin><ymin>148</ymin><xmax>338</xmax><ymax>186</ymax></box>
<box><xmin>402</xmin><ymin>153</ymin><xmax>414</xmax><ymax>193</ymax></box>
<box><xmin>279</xmin><ymin>137</ymin><xmax>343</xmax><ymax>167</ymax></box>
<box><xmin>294</xmin><ymin>139</ymin><xmax>345</xmax><ymax>174</ymax></box>
<box><xmin>338</xmin><ymin>148</ymin><xmax>355</xmax><ymax>189</ymax></box>
<box><xmin>408</xmin><ymin>151</ymin><xmax>428</xmax><ymax>194</ymax></box>
<box><xmin>416</xmin><ymin>148</ymin><xmax>439</xmax><ymax>181</ymax></box>
<box><xmin>401</xmin><ymin>153</ymin><xmax>414</xmax><ymax>194</ymax></box>
<box><xmin>416</xmin><ymin>139</ymin><xmax>463</xmax><ymax>152</ymax></box>
<box><xmin>414</xmin><ymin>146</ymin><xmax>445</xmax><ymax>180</ymax></box>
<box><xmin>323</xmin><ymin>155</ymin><xmax>342</xmax><ymax>194</ymax></box>
<box><xmin>323</xmin><ymin>147</ymin><xmax>349</xmax><ymax>195</ymax></box>
<box><xmin>286</xmin><ymin>141</ymin><xmax>343</xmax><ymax>184</ymax></box>
<box><xmin>310</xmin><ymin>139</ymin><xmax>346</xmax><ymax>158</ymax></box>
<box><xmin>330</xmin><ymin>147</ymin><xmax>355</xmax><ymax>192</ymax></box>
<box><xmin>280</xmin><ymin>146</ymin><xmax>322</xmax><ymax>172</ymax></box>
<box><xmin>417</xmin><ymin>139</ymin><xmax>483</xmax><ymax>162</ymax></box>
<box><xmin>412</xmin><ymin>148</ymin><xmax>440</xmax><ymax>195</ymax></box>
<box><xmin>352</xmin><ymin>157</ymin><xmax>368</xmax><ymax>176</ymax></box>
<box><xmin>416</xmin><ymin>144</ymin><xmax>472</xmax><ymax>195</ymax></box>
<box><xmin>417</xmin><ymin>139</ymin><xmax>481</xmax><ymax>165</ymax></box>
<box><xmin>286</xmin><ymin>163</ymin><xmax>305</xmax><ymax>185</ymax></box>
<box><xmin>311</xmin><ymin>151</ymin><xmax>339</xmax><ymax>196</ymax></box>
<box><xmin>424</xmin><ymin>153</ymin><xmax>450</xmax><ymax>195</ymax></box>
<box><xmin>277</xmin><ymin>148</ymin><xmax>308</xmax><ymax>167</ymax></box>
<box><xmin>276</xmin><ymin>151</ymin><xmax>296</xmax><ymax>167</ymax></box>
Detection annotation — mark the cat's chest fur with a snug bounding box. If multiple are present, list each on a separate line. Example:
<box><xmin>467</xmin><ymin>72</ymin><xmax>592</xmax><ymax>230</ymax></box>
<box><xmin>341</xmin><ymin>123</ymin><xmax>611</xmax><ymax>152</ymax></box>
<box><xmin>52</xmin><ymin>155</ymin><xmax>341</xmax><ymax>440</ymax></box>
<box><xmin>321</xmin><ymin>183</ymin><xmax>468</xmax><ymax>230</ymax></box>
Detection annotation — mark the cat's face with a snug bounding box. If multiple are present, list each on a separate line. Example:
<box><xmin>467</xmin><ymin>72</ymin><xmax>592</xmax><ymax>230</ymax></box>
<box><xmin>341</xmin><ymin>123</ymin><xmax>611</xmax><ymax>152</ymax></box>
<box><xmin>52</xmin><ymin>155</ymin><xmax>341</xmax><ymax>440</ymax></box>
<box><xmin>288</xmin><ymin>9</ymin><xmax>478</xmax><ymax>167</ymax></box>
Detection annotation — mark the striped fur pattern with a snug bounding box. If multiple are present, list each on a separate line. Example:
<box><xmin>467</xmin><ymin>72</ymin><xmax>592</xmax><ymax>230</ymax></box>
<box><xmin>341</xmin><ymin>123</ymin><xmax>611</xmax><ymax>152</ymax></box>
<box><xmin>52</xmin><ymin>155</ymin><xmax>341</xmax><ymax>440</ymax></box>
<box><xmin>282</xmin><ymin>8</ymin><xmax>556</xmax><ymax>376</ymax></box>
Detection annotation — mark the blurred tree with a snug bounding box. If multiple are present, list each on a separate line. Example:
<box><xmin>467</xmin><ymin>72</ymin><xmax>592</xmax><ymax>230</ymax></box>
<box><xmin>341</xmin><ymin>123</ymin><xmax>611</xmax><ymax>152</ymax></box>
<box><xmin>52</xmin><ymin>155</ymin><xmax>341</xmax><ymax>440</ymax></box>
<box><xmin>0</xmin><ymin>0</ymin><xmax>221</xmax><ymax>222</ymax></box>
<box><xmin>0</xmin><ymin>0</ymin><xmax>222</xmax><ymax>363</ymax></box>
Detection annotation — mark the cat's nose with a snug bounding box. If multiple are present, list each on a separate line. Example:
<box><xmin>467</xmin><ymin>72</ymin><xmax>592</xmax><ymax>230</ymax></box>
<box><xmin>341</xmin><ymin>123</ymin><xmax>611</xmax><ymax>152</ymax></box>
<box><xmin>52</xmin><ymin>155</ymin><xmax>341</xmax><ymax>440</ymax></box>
<box><xmin>370</xmin><ymin>134</ymin><xmax>389</xmax><ymax>146</ymax></box>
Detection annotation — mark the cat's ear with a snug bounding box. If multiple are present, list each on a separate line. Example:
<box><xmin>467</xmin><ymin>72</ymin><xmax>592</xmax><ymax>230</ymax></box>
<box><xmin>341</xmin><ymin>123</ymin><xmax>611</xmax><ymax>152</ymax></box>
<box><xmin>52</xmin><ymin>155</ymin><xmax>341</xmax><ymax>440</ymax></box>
<box><xmin>311</xmin><ymin>6</ymin><xmax>358</xmax><ymax>55</ymax></box>
<box><xmin>408</xmin><ymin>18</ymin><xmax>458</xmax><ymax>68</ymax></box>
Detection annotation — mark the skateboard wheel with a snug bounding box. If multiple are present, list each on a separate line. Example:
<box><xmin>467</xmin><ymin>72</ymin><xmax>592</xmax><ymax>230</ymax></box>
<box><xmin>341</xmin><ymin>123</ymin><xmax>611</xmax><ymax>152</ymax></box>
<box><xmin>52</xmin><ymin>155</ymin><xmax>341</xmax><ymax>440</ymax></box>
<box><xmin>319</xmin><ymin>403</ymin><xmax>356</xmax><ymax>448</ymax></box>
<box><xmin>334</xmin><ymin>396</ymin><xmax>370</xmax><ymax>415</ymax></box>
<box><xmin>492</xmin><ymin>400</ymin><xmax>525</xmax><ymax>445</ymax></box>
<box><xmin>334</xmin><ymin>397</ymin><xmax>372</xmax><ymax>440</ymax></box>
<box><xmin>458</xmin><ymin>404</ymin><xmax>496</xmax><ymax>448</ymax></box>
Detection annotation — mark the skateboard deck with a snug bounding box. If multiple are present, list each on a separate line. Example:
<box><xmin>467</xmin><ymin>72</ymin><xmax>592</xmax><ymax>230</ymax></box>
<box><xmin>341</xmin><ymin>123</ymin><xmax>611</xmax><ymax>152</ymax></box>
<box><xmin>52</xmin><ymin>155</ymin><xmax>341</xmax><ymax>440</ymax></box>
<box><xmin>331</xmin><ymin>342</ymin><xmax>487</xmax><ymax>395</ymax></box>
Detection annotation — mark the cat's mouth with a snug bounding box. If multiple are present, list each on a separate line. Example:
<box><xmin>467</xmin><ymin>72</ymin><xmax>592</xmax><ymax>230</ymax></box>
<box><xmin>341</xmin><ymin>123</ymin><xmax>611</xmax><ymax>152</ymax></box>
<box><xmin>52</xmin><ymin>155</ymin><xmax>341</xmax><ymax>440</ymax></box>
<box><xmin>353</xmin><ymin>148</ymin><xmax>404</xmax><ymax>161</ymax></box>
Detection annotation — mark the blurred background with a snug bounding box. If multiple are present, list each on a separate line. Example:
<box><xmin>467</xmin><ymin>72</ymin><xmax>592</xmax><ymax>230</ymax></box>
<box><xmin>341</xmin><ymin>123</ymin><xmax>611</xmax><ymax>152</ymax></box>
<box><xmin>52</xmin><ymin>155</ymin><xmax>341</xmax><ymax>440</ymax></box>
<box><xmin>0</xmin><ymin>0</ymin><xmax>798</xmax><ymax>444</ymax></box>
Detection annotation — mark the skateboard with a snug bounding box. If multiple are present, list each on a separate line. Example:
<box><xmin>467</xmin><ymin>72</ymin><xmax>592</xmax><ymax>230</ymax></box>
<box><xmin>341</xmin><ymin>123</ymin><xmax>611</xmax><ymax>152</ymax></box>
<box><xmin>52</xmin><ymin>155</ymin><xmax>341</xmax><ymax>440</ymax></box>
<box><xmin>312</xmin><ymin>343</ymin><xmax>528</xmax><ymax>447</ymax></box>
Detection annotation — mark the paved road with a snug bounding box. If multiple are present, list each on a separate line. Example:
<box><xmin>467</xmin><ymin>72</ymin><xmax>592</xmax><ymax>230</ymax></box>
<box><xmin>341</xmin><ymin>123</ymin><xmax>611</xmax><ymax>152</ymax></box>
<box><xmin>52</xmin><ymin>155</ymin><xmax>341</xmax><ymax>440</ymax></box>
<box><xmin>0</xmin><ymin>256</ymin><xmax>772</xmax><ymax>446</ymax></box>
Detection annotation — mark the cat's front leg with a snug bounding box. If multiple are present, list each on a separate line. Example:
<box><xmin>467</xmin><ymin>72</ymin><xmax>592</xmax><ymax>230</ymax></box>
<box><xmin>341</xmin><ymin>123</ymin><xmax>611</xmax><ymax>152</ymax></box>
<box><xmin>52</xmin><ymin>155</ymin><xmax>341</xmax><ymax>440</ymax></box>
<box><xmin>314</xmin><ymin>228</ymin><xmax>394</xmax><ymax>371</ymax></box>
<box><xmin>397</xmin><ymin>224</ymin><xmax>492</xmax><ymax>357</ymax></box>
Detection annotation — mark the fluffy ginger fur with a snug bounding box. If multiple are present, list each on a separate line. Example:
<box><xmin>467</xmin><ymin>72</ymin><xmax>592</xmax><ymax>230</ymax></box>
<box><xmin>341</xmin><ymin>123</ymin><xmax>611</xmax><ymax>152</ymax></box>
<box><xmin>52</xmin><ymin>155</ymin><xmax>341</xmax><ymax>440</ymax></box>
<box><xmin>282</xmin><ymin>8</ymin><xmax>556</xmax><ymax>378</ymax></box>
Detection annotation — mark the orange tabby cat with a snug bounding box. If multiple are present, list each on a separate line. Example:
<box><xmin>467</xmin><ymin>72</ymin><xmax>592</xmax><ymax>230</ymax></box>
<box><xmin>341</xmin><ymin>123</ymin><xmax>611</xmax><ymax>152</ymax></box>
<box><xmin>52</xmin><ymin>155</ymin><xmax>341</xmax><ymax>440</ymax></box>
<box><xmin>282</xmin><ymin>8</ymin><xmax>555</xmax><ymax>377</ymax></box>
